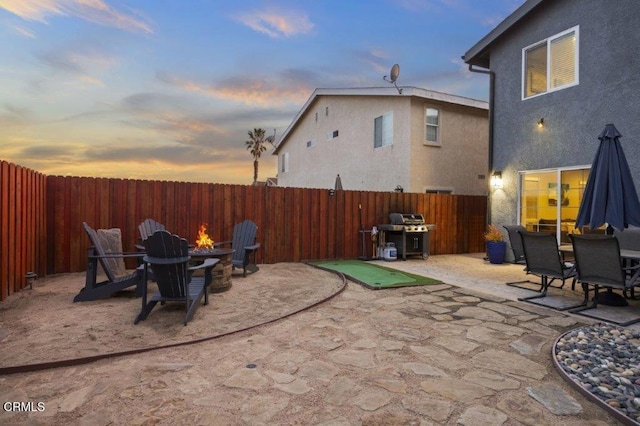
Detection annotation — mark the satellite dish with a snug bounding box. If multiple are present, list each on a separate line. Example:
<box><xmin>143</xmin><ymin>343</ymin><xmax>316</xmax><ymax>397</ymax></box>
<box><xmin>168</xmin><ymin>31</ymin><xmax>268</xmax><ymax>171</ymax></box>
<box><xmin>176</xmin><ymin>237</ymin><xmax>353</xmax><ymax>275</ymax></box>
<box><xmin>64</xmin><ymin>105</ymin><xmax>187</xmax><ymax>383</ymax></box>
<box><xmin>389</xmin><ymin>64</ymin><xmax>400</xmax><ymax>83</ymax></box>
<box><xmin>383</xmin><ymin>63</ymin><xmax>403</xmax><ymax>94</ymax></box>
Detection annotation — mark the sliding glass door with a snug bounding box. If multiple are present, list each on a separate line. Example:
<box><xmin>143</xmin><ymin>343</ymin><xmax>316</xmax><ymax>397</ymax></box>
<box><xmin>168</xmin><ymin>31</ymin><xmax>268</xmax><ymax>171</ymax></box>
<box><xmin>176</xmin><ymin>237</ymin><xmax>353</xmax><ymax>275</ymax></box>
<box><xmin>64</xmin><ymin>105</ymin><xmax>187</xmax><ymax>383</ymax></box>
<box><xmin>519</xmin><ymin>167</ymin><xmax>600</xmax><ymax>244</ymax></box>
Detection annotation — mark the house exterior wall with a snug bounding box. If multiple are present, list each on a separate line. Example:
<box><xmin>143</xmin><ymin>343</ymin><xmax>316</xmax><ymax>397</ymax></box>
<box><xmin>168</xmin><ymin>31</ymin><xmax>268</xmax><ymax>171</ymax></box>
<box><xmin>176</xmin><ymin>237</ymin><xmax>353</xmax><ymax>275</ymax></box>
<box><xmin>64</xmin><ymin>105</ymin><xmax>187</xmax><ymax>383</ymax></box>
<box><xmin>488</xmin><ymin>0</ymin><xmax>640</xmax><ymax>226</ymax></box>
<box><xmin>409</xmin><ymin>98</ymin><xmax>488</xmax><ymax>195</ymax></box>
<box><xmin>277</xmin><ymin>94</ymin><xmax>488</xmax><ymax>194</ymax></box>
<box><xmin>276</xmin><ymin>95</ymin><xmax>412</xmax><ymax>192</ymax></box>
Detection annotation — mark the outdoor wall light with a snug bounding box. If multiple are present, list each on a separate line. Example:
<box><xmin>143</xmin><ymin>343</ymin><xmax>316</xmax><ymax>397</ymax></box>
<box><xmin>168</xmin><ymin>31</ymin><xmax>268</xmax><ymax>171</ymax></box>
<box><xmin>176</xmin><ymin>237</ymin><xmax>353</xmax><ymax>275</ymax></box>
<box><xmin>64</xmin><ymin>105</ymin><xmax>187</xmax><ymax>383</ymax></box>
<box><xmin>328</xmin><ymin>188</ymin><xmax>336</xmax><ymax>196</ymax></box>
<box><xmin>394</xmin><ymin>185</ymin><xmax>404</xmax><ymax>193</ymax></box>
<box><xmin>491</xmin><ymin>171</ymin><xmax>503</xmax><ymax>189</ymax></box>
<box><xmin>537</xmin><ymin>117</ymin><xmax>544</xmax><ymax>128</ymax></box>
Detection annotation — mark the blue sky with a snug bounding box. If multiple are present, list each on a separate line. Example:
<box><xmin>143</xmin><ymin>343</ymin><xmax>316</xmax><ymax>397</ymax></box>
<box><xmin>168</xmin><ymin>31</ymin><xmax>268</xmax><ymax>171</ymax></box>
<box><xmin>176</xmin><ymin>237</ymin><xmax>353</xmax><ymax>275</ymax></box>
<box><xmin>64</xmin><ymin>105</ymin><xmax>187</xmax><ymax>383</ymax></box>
<box><xmin>0</xmin><ymin>0</ymin><xmax>524</xmax><ymax>184</ymax></box>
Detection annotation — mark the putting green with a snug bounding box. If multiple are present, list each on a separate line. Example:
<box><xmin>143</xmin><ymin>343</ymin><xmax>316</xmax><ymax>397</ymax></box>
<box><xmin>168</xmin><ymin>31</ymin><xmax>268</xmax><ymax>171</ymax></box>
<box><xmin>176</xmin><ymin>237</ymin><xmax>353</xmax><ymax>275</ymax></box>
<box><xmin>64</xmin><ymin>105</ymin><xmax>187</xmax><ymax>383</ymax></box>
<box><xmin>310</xmin><ymin>260</ymin><xmax>441</xmax><ymax>290</ymax></box>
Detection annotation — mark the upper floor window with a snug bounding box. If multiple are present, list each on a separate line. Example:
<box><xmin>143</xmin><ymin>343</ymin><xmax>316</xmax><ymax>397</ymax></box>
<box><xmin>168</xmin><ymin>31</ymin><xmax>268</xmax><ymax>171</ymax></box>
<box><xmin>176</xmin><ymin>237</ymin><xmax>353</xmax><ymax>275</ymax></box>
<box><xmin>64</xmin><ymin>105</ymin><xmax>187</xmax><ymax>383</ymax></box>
<box><xmin>374</xmin><ymin>112</ymin><xmax>393</xmax><ymax>148</ymax></box>
<box><xmin>523</xmin><ymin>26</ymin><xmax>579</xmax><ymax>99</ymax></box>
<box><xmin>327</xmin><ymin>130</ymin><xmax>339</xmax><ymax>140</ymax></box>
<box><xmin>425</xmin><ymin>108</ymin><xmax>439</xmax><ymax>144</ymax></box>
<box><xmin>306</xmin><ymin>140</ymin><xmax>315</xmax><ymax>148</ymax></box>
<box><xmin>281</xmin><ymin>152</ymin><xmax>289</xmax><ymax>173</ymax></box>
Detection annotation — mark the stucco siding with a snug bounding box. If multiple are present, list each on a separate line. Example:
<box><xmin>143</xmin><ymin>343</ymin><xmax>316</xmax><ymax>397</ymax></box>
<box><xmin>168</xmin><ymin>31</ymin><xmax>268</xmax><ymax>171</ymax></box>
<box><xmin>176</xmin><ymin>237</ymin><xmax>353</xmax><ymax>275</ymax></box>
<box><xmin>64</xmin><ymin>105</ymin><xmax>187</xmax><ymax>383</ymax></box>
<box><xmin>488</xmin><ymin>0</ymin><xmax>640</xmax><ymax>225</ymax></box>
<box><xmin>409</xmin><ymin>98</ymin><xmax>488</xmax><ymax>195</ymax></box>
<box><xmin>277</xmin><ymin>95</ymin><xmax>412</xmax><ymax>191</ymax></box>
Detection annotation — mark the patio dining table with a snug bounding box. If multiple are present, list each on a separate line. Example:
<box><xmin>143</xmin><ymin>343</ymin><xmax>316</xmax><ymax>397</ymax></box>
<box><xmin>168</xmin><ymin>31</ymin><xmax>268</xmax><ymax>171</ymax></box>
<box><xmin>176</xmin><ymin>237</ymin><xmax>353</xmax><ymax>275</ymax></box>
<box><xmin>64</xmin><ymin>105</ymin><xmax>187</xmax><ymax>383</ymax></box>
<box><xmin>558</xmin><ymin>244</ymin><xmax>640</xmax><ymax>261</ymax></box>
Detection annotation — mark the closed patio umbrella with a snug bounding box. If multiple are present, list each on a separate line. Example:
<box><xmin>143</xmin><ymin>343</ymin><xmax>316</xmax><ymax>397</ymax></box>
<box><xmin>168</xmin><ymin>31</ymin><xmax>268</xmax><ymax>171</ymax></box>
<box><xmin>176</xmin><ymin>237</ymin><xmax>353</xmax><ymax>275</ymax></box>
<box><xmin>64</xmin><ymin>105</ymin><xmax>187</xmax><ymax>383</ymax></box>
<box><xmin>574</xmin><ymin>124</ymin><xmax>640</xmax><ymax>306</ymax></box>
<box><xmin>575</xmin><ymin>124</ymin><xmax>640</xmax><ymax>233</ymax></box>
<box><xmin>334</xmin><ymin>174</ymin><xmax>343</xmax><ymax>191</ymax></box>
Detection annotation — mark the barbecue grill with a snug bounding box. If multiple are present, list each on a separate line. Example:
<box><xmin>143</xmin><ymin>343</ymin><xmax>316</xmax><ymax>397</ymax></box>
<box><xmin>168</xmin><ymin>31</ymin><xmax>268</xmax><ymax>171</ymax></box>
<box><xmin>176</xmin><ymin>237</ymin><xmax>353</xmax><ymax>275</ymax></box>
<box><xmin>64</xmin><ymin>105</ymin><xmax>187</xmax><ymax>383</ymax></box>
<box><xmin>378</xmin><ymin>213</ymin><xmax>435</xmax><ymax>260</ymax></box>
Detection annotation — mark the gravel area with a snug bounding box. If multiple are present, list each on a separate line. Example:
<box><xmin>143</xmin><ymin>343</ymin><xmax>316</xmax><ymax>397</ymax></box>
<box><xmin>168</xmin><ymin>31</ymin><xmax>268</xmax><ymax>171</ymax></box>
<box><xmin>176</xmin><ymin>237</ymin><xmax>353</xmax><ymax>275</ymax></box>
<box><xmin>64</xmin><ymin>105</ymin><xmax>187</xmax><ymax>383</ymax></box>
<box><xmin>555</xmin><ymin>323</ymin><xmax>640</xmax><ymax>424</ymax></box>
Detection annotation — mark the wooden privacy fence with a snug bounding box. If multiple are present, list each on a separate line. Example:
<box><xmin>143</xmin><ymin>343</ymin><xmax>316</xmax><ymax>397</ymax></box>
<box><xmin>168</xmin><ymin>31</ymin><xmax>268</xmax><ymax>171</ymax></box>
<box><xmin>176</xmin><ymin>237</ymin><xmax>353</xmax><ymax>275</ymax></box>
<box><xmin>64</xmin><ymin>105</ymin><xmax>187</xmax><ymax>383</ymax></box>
<box><xmin>1</xmin><ymin>161</ymin><xmax>488</xmax><ymax>301</ymax></box>
<box><xmin>0</xmin><ymin>161</ymin><xmax>47</xmax><ymax>300</ymax></box>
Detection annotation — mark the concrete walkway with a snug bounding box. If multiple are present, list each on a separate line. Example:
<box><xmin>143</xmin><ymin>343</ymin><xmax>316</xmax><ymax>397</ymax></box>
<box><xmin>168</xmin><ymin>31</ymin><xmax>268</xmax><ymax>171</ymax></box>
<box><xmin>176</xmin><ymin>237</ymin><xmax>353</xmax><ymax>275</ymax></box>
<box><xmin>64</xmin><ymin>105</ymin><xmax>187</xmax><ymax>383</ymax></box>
<box><xmin>0</xmin><ymin>255</ymin><xmax>627</xmax><ymax>425</ymax></box>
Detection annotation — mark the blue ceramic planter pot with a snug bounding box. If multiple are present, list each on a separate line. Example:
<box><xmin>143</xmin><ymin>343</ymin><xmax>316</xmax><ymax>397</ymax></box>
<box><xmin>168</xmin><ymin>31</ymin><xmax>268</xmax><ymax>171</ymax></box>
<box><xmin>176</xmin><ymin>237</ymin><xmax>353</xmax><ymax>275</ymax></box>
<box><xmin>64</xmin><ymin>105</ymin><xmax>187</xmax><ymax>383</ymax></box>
<box><xmin>486</xmin><ymin>241</ymin><xmax>507</xmax><ymax>264</ymax></box>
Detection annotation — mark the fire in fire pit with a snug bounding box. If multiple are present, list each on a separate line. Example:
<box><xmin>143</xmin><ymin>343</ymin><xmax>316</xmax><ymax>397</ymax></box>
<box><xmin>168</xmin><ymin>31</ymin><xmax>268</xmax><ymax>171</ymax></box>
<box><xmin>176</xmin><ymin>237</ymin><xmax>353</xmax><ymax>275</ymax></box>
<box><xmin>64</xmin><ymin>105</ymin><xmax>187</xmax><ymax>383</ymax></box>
<box><xmin>194</xmin><ymin>223</ymin><xmax>214</xmax><ymax>251</ymax></box>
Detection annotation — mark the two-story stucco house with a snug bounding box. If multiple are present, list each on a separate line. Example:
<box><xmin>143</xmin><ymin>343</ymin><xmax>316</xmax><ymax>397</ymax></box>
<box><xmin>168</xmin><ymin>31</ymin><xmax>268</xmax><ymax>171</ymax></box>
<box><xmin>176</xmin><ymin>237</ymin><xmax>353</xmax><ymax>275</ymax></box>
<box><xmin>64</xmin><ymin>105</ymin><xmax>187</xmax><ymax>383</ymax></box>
<box><xmin>463</xmin><ymin>0</ymin><xmax>640</xmax><ymax>248</ymax></box>
<box><xmin>273</xmin><ymin>87</ymin><xmax>489</xmax><ymax>195</ymax></box>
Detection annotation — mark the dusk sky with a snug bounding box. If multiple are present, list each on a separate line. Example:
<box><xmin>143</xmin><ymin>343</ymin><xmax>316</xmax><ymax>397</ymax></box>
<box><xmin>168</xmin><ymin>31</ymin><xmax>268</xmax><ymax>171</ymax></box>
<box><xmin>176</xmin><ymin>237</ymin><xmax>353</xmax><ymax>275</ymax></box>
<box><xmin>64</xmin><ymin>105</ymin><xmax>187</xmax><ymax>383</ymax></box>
<box><xmin>0</xmin><ymin>0</ymin><xmax>524</xmax><ymax>184</ymax></box>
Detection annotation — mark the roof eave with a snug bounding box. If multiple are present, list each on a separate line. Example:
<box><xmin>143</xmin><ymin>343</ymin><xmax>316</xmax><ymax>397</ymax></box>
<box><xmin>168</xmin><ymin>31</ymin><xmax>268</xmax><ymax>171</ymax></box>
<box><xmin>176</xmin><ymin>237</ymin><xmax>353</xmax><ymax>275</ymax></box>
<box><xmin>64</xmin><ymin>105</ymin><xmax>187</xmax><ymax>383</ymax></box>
<box><xmin>463</xmin><ymin>0</ymin><xmax>546</xmax><ymax>66</ymax></box>
<box><xmin>272</xmin><ymin>87</ymin><xmax>488</xmax><ymax>154</ymax></box>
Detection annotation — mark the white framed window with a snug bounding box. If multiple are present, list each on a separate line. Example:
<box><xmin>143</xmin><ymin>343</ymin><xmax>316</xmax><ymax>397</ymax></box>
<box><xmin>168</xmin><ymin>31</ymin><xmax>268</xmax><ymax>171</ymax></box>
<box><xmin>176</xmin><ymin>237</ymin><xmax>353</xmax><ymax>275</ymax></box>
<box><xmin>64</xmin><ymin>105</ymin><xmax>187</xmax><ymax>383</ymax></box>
<box><xmin>327</xmin><ymin>130</ymin><xmax>339</xmax><ymax>140</ymax></box>
<box><xmin>374</xmin><ymin>112</ymin><xmax>393</xmax><ymax>148</ymax></box>
<box><xmin>522</xmin><ymin>26</ymin><xmax>579</xmax><ymax>100</ymax></box>
<box><xmin>306</xmin><ymin>140</ymin><xmax>315</xmax><ymax>148</ymax></box>
<box><xmin>425</xmin><ymin>107</ymin><xmax>439</xmax><ymax>144</ymax></box>
<box><xmin>281</xmin><ymin>152</ymin><xmax>289</xmax><ymax>173</ymax></box>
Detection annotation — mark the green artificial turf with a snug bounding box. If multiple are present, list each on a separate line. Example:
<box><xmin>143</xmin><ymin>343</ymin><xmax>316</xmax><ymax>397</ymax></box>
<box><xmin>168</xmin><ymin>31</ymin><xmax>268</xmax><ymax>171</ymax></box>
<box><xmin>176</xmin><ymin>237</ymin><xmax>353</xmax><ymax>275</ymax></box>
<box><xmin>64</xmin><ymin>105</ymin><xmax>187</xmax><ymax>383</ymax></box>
<box><xmin>310</xmin><ymin>260</ymin><xmax>441</xmax><ymax>290</ymax></box>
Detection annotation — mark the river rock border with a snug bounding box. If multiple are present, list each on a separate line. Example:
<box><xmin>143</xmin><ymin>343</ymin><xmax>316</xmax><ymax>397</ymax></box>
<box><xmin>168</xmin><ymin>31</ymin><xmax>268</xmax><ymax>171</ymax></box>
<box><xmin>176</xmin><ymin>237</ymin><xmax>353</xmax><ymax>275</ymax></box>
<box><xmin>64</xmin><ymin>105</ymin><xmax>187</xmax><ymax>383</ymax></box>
<box><xmin>553</xmin><ymin>323</ymin><xmax>640</xmax><ymax>425</ymax></box>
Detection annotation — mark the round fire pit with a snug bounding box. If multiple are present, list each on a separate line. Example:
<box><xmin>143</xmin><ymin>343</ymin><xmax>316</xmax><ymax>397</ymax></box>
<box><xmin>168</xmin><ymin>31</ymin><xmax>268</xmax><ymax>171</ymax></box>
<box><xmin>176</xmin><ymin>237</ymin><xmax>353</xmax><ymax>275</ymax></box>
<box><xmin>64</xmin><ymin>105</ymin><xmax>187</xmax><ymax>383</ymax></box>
<box><xmin>189</xmin><ymin>248</ymin><xmax>235</xmax><ymax>292</ymax></box>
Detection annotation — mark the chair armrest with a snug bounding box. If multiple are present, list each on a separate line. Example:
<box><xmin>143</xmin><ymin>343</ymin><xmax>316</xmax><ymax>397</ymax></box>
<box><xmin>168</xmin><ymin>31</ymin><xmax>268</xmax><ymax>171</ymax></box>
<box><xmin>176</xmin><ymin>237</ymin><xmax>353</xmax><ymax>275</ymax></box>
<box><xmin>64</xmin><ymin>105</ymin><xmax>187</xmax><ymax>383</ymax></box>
<box><xmin>135</xmin><ymin>244</ymin><xmax>145</xmax><ymax>251</ymax></box>
<box><xmin>144</xmin><ymin>255</ymin><xmax>191</xmax><ymax>265</ymax></box>
<box><xmin>623</xmin><ymin>264</ymin><xmax>640</xmax><ymax>272</ymax></box>
<box><xmin>188</xmin><ymin>257</ymin><xmax>219</xmax><ymax>271</ymax></box>
<box><xmin>244</xmin><ymin>243</ymin><xmax>260</xmax><ymax>252</ymax></box>
<box><xmin>90</xmin><ymin>252</ymin><xmax>146</xmax><ymax>259</ymax></box>
<box><xmin>624</xmin><ymin>264</ymin><xmax>640</xmax><ymax>284</ymax></box>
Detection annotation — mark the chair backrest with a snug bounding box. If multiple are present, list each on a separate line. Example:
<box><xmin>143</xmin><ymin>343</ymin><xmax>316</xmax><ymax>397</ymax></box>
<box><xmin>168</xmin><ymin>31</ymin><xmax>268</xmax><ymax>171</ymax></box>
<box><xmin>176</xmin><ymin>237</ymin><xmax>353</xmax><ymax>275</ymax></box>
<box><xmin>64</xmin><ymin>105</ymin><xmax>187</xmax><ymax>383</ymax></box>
<box><xmin>570</xmin><ymin>234</ymin><xmax>625</xmax><ymax>288</ymax></box>
<box><xmin>519</xmin><ymin>231</ymin><xmax>565</xmax><ymax>278</ymax></box>
<box><xmin>232</xmin><ymin>220</ymin><xmax>258</xmax><ymax>262</ymax></box>
<box><xmin>143</xmin><ymin>230</ymin><xmax>190</xmax><ymax>298</ymax></box>
<box><xmin>138</xmin><ymin>219</ymin><xmax>166</xmax><ymax>242</ymax></box>
<box><xmin>504</xmin><ymin>225</ymin><xmax>526</xmax><ymax>263</ymax></box>
<box><xmin>613</xmin><ymin>225</ymin><xmax>640</xmax><ymax>250</ymax></box>
<box><xmin>83</xmin><ymin>222</ymin><xmax>117</xmax><ymax>282</ymax></box>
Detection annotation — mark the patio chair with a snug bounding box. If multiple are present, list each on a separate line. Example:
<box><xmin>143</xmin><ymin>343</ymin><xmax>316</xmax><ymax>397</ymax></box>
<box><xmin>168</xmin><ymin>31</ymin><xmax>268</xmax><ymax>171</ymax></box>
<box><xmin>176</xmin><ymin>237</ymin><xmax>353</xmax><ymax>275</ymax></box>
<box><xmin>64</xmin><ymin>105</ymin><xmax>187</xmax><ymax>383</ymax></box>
<box><xmin>135</xmin><ymin>230</ymin><xmax>219</xmax><ymax>326</ymax></box>
<box><xmin>503</xmin><ymin>225</ymin><xmax>541</xmax><ymax>289</ymax></box>
<box><xmin>215</xmin><ymin>220</ymin><xmax>260</xmax><ymax>277</ymax></box>
<box><xmin>136</xmin><ymin>218</ymin><xmax>166</xmax><ymax>251</ymax></box>
<box><xmin>614</xmin><ymin>225</ymin><xmax>640</xmax><ymax>299</ymax></box>
<box><xmin>517</xmin><ymin>231</ymin><xmax>578</xmax><ymax>306</ymax></box>
<box><xmin>614</xmin><ymin>225</ymin><xmax>640</xmax><ymax>250</ymax></box>
<box><xmin>569</xmin><ymin>234</ymin><xmax>640</xmax><ymax>326</ymax></box>
<box><xmin>74</xmin><ymin>222</ymin><xmax>145</xmax><ymax>302</ymax></box>
<box><xmin>504</xmin><ymin>225</ymin><xmax>526</xmax><ymax>264</ymax></box>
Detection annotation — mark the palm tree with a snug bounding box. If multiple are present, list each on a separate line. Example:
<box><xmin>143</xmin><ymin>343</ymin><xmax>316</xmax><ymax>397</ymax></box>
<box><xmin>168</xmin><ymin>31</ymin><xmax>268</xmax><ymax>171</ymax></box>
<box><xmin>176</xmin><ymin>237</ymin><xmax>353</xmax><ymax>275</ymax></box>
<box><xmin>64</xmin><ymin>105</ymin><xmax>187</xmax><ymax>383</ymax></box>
<box><xmin>246</xmin><ymin>128</ymin><xmax>268</xmax><ymax>183</ymax></box>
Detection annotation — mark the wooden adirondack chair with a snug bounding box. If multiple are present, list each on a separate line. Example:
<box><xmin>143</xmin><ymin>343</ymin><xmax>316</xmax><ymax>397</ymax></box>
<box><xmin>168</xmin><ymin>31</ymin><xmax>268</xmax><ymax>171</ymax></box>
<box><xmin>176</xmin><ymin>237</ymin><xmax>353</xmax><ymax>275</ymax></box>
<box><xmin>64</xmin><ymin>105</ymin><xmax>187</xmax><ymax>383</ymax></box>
<box><xmin>74</xmin><ymin>222</ymin><xmax>145</xmax><ymax>302</ymax></box>
<box><xmin>135</xmin><ymin>230</ymin><xmax>218</xmax><ymax>325</ymax></box>
<box><xmin>215</xmin><ymin>220</ymin><xmax>261</xmax><ymax>277</ymax></box>
<box><xmin>136</xmin><ymin>218</ymin><xmax>166</xmax><ymax>251</ymax></box>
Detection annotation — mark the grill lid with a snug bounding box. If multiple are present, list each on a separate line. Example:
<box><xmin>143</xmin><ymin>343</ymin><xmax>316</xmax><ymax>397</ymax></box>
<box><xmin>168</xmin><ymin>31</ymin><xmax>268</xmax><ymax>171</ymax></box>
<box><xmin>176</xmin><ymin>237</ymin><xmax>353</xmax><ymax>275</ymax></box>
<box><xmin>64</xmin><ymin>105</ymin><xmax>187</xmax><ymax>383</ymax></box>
<box><xmin>389</xmin><ymin>213</ymin><xmax>425</xmax><ymax>225</ymax></box>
